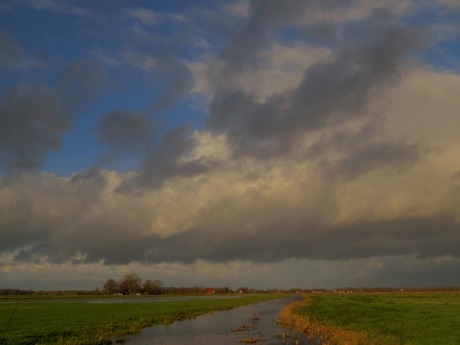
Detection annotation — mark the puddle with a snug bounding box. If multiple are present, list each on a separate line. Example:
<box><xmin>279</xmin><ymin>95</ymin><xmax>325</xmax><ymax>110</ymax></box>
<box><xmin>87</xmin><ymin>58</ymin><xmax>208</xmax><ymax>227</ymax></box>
<box><xmin>125</xmin><ymin>296</ymin><xmax>311</xmax><ymax>344</ymax></box>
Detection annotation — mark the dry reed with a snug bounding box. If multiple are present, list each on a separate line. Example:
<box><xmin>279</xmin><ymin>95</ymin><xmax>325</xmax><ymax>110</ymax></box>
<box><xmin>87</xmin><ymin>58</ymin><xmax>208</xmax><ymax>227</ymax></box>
<box><xmin>277</xmin><ymin>296</ymin><xmax>401</xmax><ymax>345</ymax></box>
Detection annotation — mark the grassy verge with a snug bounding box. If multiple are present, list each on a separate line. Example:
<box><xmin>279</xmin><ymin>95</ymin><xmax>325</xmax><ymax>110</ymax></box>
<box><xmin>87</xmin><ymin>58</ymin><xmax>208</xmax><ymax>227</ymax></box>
<box><xmin>0</xmin><ymin>294</ymin><xmax>284</xmax><ymax>345</ymax></box>
<box><xmin>279</xmin><ymin>292</ymin><xmax>460</xmax><ymax>345</ymax></box>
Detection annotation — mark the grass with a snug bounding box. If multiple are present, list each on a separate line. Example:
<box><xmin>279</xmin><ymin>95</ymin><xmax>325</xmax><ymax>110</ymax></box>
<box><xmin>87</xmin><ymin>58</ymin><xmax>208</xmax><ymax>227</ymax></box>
<box><xmin>280</xmin><ymin>292</ymin><xmax>460</xmax><ymax>345</ymax></box>
<box><xmin>0</xmin><ymin>294</ymin><xmax>283</xmax><ymax>345</ymax></box>
<box><xmin>0</xmin><ymin>295</ymin><xmax>119</xmax><ymax>302</ymax></box>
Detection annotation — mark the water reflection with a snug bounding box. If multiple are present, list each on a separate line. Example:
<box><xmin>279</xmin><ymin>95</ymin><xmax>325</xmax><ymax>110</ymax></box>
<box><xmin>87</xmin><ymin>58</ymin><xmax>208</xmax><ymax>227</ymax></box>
<box><xmin>126</xmin><ymin>296</ymin><xmax>311</xmax><ymax>345</ymax></box>
<box><xmin>85</xmin><ymin>295</ymin><xmax>244</xmax><ymax>304</ymax></box>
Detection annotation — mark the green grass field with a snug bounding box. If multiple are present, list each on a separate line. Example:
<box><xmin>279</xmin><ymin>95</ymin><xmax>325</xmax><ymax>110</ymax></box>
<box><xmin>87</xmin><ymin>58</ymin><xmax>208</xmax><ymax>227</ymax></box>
<box><xmin>0</xmin><ymin>294</ymin><xmax>283</xmax><ymax>345</ymax></box>
<box><xmin>295</xmin><ymin>292</ymin><xmax>460</xmax><ymax>345</ymax></box>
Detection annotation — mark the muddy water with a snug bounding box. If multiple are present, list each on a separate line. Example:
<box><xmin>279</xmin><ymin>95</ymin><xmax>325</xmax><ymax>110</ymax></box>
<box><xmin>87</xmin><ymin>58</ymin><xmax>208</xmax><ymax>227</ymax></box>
<box><xmin>126</xmin><ymin>296</ymin><xmax>311</xmax><ymax>345</ymax></box>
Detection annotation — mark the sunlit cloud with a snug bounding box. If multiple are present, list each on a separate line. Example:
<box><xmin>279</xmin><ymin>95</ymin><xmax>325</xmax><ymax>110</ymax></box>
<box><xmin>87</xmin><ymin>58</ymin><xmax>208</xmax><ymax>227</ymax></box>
<box><xmin>0</xmin><ymin>0</ymin><xmax>459</xmax><ymax>290</ymax></box>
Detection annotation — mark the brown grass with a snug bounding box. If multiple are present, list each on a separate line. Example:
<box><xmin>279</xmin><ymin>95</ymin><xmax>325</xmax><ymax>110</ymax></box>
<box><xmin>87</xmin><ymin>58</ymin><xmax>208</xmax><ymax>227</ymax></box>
<box><xmin>277</xmin><ymin>296</ymin><xmax>400</xmax><ymax>345</ymax></box>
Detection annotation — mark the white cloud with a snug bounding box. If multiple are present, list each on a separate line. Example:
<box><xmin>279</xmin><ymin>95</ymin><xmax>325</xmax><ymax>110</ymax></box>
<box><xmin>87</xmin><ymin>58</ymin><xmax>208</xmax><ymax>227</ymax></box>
<box><xmin>126</xmin><ymin>7</ymin><xmax>160</xmax><ymax>25</ymax></box>
<box><xmin>302</xmin><ymin>0</ymin><xmax>412</xmax><ymax>25</ymax></box>
<box><xmin>189</xmin><ymin>42</ymin><xmax>332</xmax><ymax>101</ymax></box>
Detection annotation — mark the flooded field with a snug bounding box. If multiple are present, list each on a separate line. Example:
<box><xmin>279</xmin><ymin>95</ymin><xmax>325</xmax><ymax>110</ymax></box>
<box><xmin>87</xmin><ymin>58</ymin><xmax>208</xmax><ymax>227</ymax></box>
<box><xmin>126</xmin><ymin>296</ymin><xmax>309</xmax><ymax>345</ymax></box>
<box><xmin>83</xmin><ymin>295</ymin><xmax>245</xmax><ymax>304</ymax></box>
<box><xmin>1</xmin><ymin>293</ymin><xmax>287</xmax><ymax>344</ymax></box>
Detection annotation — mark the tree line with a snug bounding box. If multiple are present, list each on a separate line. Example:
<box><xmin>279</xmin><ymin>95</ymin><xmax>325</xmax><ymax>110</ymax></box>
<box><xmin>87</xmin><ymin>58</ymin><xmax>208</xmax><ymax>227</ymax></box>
<box><xmin>2</xmin><ymin>285</ymin><xmax>460</xmax><ymax>297</ymax></box>
<box><xmin>102</xmin><ymin>273</ymin><xmax>263</xmax><ymax>295</ymax></box>
<box><xmin>103</xmin><ymin>273</ymin><xmax>163</xmax><ymax>295</ymax></box>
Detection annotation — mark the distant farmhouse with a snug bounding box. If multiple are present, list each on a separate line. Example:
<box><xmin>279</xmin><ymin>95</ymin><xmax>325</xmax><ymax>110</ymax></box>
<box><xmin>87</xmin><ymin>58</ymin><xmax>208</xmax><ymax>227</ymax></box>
<box><xmin>204</xmin><ymin>287</ymin><xmax>216</xmax><ymax>294</ymax></box>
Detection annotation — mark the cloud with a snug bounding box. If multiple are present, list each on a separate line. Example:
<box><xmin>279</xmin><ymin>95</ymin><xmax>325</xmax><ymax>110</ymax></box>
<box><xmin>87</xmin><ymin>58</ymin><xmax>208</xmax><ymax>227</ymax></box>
<box><xmin>439</xmin><ymin>0</ymin><xmax>460</xmax><ymax>8</ymax></box>
<box><xmin>96</xmin><ymin>109</ymin><xmax>154</xmax><ymax>168</ymax></box>
<box><xmin>224</xmin><ymin>0</ymin><xmax>249</xmax><ymax>18</ymax></box>
<box><xmin>1</xmin><ymin>150</ymin><xmax>459</xmax><ymax>266</ymax></box>
<box><xmin>219</xmin><ymin>0</ymin><xmax>307</xmax><ymax>71</ymax></box>
<box><xmin>0</xmin><ymin>84</ymin><xmax>69</xmax><ymax>171</ymax></box>
<box><xmin>117</xmin><ymin>21</ymin><xmax>195</xmax><ymax>112</ymax></box>
<box><xmin>126</xmin><ymin>7</ymin><xmax>160</xmax><ymax>25</ymax></box>
<box><xmin>98</xmin><ymin>109</ymin><xmax>153</xmax><ymax>150</ymax></box>
<box><xmin>58</xmin><ymin>60</ymin><xmax>108</xmax><ymax>109</ymax></box>
<box><xmin>219</xmin><ymin>0</ymin><xmax>412</xmax><ymax>71</ymax></box>
<box><xmin>0</xmin><ymin>31</ymin><xmax>26</xmax><ymax>69</ymax></box>
<box><xmin>3</xmin><ymin>254</ymin><xmax>460</xmax><ymax>290</ymax></box>
<box><xmin>125</xmin><ymin>6</ymin><xmax>186</xmax><ymax>27</ymax></box>
<box><xmin>146</xmin><ymin>215</ymin><xmax>460</xmax><ymax>264</ymax></box>
<box><xmin>20</xmin><ymin>0</ymin><xmax>92</xmax><ymax>16</ymax></box>
<box><xmin>0</xmin><ymin>170</ymin><xmax>158</xmax><ymax>264</ymax></box>
<box><xmin>189</xmin><ymin>42</ymin><xmax>332</xmax><ymax>102</ymax></box>
<box><xmin>194</xmin><ymin>1</ymin><xmax>423</xmax><ymax>164</ymax></box>
<box><xmin>348</xmin><ymin>254</ymin><xmax>460</xmax><ymax>288</ymax></box>
<box><xmin>2</xmin><ymin>59</ymin><xmax>459</xmax><ymax>268</ymax></box>
<box><xmin>122</xmin><ymin>126</ymin><xmax>218</xmax><ymax>191</ymax></box>
<box><xmin>149</xmin><ymin>61</ymin><xmax>194</xmax><ymax>111</ymax></box>
<box><xmin>1</xmin><ymin>1</ymin><xmax>460</xmax><ymax>290</ymax></box>
<box><xmin>0</xmin><ymin>31</ymin><xmax>44</xmax><ymax>70</ymax></box>
<box><xmin>334</xmin><ymin>140</ymin><xmax>421</xmax><ymax>179</ymax></box>
<box><xmin>209</xmin><ymin>23</ymin><xmax>419</xmax><ymax>159</ymax></box>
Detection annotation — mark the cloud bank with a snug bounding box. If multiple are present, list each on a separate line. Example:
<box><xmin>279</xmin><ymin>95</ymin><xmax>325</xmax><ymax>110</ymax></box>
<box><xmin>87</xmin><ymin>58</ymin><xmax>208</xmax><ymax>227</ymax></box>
<box><xmin>1</xmin><ymin>0</ymin><xmax>460</xmax><ymax>289</ymax></box>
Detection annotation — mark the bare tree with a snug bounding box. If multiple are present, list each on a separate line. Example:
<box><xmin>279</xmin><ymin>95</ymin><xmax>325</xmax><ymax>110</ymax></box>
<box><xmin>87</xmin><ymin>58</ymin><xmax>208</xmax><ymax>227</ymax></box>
<box><xmin>103</xmin><ymin>278</ymin><xmax>119</xmax><ymax>294</ymax></box>
<box><xmin>119</xmin><ymin>273</ymin><xmax>142</xmax><ymax>295</ymax></box>
<box><xmin>143</xmin><ymin>279</ymin><xmax>163</xmax><ymax>294</ymax></box>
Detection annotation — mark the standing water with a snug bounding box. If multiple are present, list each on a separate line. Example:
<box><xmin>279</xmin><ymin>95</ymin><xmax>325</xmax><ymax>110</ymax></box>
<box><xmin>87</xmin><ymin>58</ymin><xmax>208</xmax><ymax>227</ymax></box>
<box><xmin>125</xmin><ymin>296</ymin><xmax>311</xmax><ymax>345</ymax></box>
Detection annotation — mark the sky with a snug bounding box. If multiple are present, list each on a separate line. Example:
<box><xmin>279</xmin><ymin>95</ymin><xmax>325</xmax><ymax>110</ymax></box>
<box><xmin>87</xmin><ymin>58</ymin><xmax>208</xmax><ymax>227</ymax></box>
<box><xmin>1</xmin><ymin>0</ymin><xmax>460</xmax><ymax>291</ymax></box>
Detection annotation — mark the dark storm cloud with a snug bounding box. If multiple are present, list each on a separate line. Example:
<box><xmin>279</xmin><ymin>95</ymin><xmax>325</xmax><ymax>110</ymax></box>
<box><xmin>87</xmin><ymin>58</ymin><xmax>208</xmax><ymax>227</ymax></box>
<box><xmin>209</xmin><ymin>89</ymin><xmax>293</xmax><ymax>158</ymax></box>
<box><xmin>337</xmin><ymin>140</ymin><xmax>420</xmax><ymax>178</ymax></box>
<box><xmin>209</xmin><ymin>17</ymin><xmax>419</xmax><ymax>160</ymax></box>
<box><xmin>0</xmin><ymin>171</ymin><xmax>103</xmax><ymax>255</ymax></box>
<box><xmin>58</xmin><ymin>60</ymin><xmax>108</xmax><ymax>109</ymax></box>
<box><xmin>220</xmin><ymin>0</ymin><xmax>354</xmax><ymax>71</ymax></box>
<box><xmin>221</xmin><ymin>0</ymin><xmax>305</xmax><ymax>69</ymax></box>
<box><xmin>150</xmin><ymin>61</ymin><xmax>195</xmax><ymax>112</ymax></box>
<box><xmin>96</xmin><ymin>109</ymin><xmax>154</xmax><ymax>170</ymax></box>
<box><xmin>313</xmin><ymin>216</ymin><xmax>460</xmax><ymax>260</ymax></box>
<box><xmin>0</xmin><ymin>84</ymin><xmax>69</xmax><ymax>170</ymax></box>
<box><xmin>0</xmin><ymin>171</ymin><xmax>159</xmax><ymax>264</ymax></box>
<box><xmin>0</xmin><ymin>180</ymin><xmax>58</xmax><ymax>258</ymax></box>
<box><xmin>354</xmin><ymin>255</ymin><xmax>460</xmax><ymax>288</ymax></box>
<box><xmin>145</xmin><ymin>215</ymin><xmax>460</xmax><ymax>264</ymax></box>
<box><xmin>24</xmin><ymin>217</ymin><xmax>160</xmax><ymax>265</ymax></box>
<box><xmin>69</xmin><ymin>168</ymin><xmax>108</xmax><ymax>202</ymax></box>
<box><xmin>2</xmin><ymin>170</ymin><xmax>459</xmax><ymax>267</ymax></box>
<box><xmin>98</xmin><ymin>109</ymin><xmax>153</xmax><ymax>149</ymax></box>
<box><xmin>123</xmin><ymin>126</ymin><xmax>217</xmax><ymax>191</ymax></box>
<box><xmin>90</xmin><ymin>7</ymin><xmax>198</xmax><ymax>174</ymax></box>
<box><xmin>2</xmin><ymin>1</ymin><xmax>460</xmax><ymax>293</ymax></box>
<box><xmin>306</xmin><ymin>123</ymin><xmax>422</xmax><ymax>178</ymax></box>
